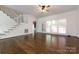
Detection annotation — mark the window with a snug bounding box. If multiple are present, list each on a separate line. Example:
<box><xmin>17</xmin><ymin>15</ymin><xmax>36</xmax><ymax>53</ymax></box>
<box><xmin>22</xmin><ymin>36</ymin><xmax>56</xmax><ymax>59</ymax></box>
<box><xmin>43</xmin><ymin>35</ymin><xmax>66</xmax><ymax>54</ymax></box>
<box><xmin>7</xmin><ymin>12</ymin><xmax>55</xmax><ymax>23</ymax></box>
<box><xmin>45</xmin><ymin>19</ymin><xmax>67</xmax><ymax>34</ymax></box>
<box><xmin>46</xmin><ymin>21</ymin><xmax>51</xmax><ymax>33</ymax></box>
<box><xmin>58</xmin><ymin>26</ymin><xmax>66</xmax><ymax>34</ymax></box>
<box><xmin>51</xmin><ymin>25</ymin><xmax>57</xmax><ymax>33</ymax></box>
<box><xmin>58</xmin><ymin>19</ymin><xmax>67</xmax><ymax>34</ymax></box>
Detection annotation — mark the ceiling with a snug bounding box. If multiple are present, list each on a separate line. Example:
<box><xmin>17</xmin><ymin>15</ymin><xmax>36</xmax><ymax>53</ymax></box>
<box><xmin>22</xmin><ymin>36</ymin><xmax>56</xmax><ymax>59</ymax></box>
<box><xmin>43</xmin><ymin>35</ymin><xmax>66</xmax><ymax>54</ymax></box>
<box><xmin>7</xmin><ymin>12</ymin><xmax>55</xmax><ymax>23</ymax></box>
<box><xmin>6</xmin><ymin>5</ymin><xmax>78</xmax><ymax>18</ymax></box>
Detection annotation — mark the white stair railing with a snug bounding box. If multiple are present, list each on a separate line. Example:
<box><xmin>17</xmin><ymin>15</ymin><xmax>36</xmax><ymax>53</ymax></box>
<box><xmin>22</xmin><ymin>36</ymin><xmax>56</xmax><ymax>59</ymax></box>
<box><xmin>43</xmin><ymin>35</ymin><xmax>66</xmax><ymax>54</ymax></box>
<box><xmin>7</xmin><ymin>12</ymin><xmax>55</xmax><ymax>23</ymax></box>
<box><xmin>0</xmin><ymin>5</ymin><xmax>22</xmax><ymax>19</ymax></box>
<box><xmin>13</xmin><ymin>14</ymin><xmax>24</xmax><ymax>24</ymax></box>
<box><xmin>0</xmin><ymin>5</ymin><xmax>24</xmax><ymax>24</ymax></box>
<box><xmin>0</xmin><ymin>6</ymin><xmax>24</xmax><ymax>38</ymax></box>
<box><xmin>0</xmin><ymin>5</ymin><xmax>24</xmax><ymax>25</ymax></box>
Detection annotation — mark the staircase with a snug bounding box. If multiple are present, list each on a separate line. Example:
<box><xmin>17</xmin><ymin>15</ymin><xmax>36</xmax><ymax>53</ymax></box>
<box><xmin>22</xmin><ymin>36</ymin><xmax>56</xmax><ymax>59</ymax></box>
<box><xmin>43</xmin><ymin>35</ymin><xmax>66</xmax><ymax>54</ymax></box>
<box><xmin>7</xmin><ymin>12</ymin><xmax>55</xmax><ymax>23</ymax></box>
<box><xmin>0</xmin><ymin>6</ymin><xmax>26</xmax><ymax>39</ymax></box>
<box><xmin>0</xmin><ymin>5</ymin><xmax>22</xmax><ymax>18</ymax></box>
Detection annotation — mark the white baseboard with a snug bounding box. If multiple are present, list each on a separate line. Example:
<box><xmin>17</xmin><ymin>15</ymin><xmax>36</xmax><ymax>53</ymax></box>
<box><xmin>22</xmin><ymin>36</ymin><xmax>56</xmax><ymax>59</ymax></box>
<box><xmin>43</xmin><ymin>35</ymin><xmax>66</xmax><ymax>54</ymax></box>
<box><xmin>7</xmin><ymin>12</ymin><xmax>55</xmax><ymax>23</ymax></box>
<box><xmin>0</xmin><ymin>32</ymin><xmax>33</xmax><ymax>39</ymax></box>
<box><xmin>37</xmin><ymin>31</ymin><xmax>78</xmax><ymax>37</ymax></box>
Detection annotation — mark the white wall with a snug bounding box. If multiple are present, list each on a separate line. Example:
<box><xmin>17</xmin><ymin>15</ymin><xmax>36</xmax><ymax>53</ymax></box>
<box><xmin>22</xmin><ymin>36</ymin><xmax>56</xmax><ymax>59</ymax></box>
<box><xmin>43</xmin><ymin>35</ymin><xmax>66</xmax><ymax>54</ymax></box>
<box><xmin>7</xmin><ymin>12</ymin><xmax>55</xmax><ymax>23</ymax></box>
<box><xmin>36</xmin><ymin>10</ymin><xmax>78</xmax><ymax>36</ymax></box>
<box><xmin>23</xmin><ymin>15</ymin><xmax>36</xmax><ymax>34</ymax></box>
<box><xmin>1</xmin><ymin>23</ymin><xmax>28</xmax><ymax>39</ymax></box>
<box><xmin>0</xmin><ymin>11</ymin><xmax>17</xmax><ymax>27</ymax></box>
<box><xmin>0</xmin><ymin>11</ymin><xmax>17</xmax><ymax>33</ymax></box>
<box><xmin>76</xmin><ymin>7</ymin><xmax>79</xmax><ymax>37</ymax></box>
<box><xmin>0</xmin><ymin>12</ymin><xmax>36</xmax><ymax>39</ymax></box>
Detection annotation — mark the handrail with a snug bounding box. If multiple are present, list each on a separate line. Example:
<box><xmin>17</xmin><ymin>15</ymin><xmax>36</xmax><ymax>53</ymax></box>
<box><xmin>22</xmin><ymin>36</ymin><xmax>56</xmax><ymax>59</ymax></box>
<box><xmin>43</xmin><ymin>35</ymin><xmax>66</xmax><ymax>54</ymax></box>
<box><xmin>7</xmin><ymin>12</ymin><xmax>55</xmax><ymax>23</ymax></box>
<box><xmin>0</xmin><ymin>5</ymin><xmax>22</xmax><ymax>18</ymax></box>
<box><xmin>0</xmin><ymin>5</ymin><xmax>24</xmax><ymax>24</ymax></box>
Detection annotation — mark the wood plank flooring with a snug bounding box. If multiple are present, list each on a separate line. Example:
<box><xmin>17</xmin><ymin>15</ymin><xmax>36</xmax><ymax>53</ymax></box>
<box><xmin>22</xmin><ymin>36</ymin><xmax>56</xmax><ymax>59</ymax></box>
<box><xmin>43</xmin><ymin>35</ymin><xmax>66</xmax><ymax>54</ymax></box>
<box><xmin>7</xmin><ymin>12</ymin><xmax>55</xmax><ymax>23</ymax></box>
<box><xmin>0</xmin><ymin>33</ymin><xmax>79</xmax><ymax>54</ymax></box>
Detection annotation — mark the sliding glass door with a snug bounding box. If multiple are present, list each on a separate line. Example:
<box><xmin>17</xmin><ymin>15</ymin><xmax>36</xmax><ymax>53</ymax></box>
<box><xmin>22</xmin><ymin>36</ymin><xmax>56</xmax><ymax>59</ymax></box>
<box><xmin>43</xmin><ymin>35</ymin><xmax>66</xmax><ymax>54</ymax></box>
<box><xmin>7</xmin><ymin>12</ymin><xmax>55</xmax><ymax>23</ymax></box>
<box><xmin>58</xmin><ymin>19</ymin><xmax>66</xmax><ymax>34</ymax></box>
<box><xmin>45</xmin><ymin>19</ymin><xmax>67</xmax><ymax>35</ymax></box>
<box><xmin>46</xmin><ymin>21</ymin><xmax>51</xmax><ymax>33</ymax></box>
<box><xmin>51</xmin><ymin>20</ymin><xmax>58</xmax><ymax>33</ymax></box>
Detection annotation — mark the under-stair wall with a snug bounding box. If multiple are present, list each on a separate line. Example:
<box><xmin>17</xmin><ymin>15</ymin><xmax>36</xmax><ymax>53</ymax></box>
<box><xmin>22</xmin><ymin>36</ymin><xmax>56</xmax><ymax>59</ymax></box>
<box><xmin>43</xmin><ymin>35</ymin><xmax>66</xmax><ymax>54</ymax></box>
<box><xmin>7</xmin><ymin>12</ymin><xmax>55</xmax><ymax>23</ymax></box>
<box><xmin>0</xmin><ymin>10</ymin><xmax>18</xmax><ymax>38</ymax></box>
<box><xmin>0</xmin><ymin>6</ymin><xmax>36</xmax><ymax>39</ymax></box>
<box><xmin>0</xmin><ymin>23</ymin><xmax>28</xmax><ymax>39</ymax></box>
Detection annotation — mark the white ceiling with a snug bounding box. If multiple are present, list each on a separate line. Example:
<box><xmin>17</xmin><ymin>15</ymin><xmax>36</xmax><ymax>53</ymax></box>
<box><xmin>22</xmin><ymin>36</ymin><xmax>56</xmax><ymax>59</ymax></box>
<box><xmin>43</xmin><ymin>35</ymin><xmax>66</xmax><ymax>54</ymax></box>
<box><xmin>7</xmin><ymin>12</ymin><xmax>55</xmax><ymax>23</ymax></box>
<box><xmin>6</xmin><ymin>5</ymin><xmax>78</xmax><ymax>18</ymax></box>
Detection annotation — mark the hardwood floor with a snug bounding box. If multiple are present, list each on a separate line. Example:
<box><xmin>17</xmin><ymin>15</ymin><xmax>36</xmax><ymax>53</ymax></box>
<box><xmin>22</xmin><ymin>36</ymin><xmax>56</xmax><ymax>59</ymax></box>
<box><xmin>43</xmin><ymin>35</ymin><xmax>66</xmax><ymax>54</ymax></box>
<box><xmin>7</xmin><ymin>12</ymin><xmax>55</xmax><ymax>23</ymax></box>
<box><xmin>0</xmin><ymin>33</ymin><xmax>79</xmax><ymax>54</ymax></box>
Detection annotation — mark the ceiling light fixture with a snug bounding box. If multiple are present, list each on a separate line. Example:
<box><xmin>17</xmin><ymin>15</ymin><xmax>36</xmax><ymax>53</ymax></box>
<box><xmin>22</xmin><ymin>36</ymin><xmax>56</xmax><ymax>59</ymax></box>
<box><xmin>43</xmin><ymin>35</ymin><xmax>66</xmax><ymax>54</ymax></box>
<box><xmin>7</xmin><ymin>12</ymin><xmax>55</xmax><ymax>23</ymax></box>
<box><xmin>38</xmin><ymin>5</ymin><xmax>50</xmax><ymax>13</ymax></box>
